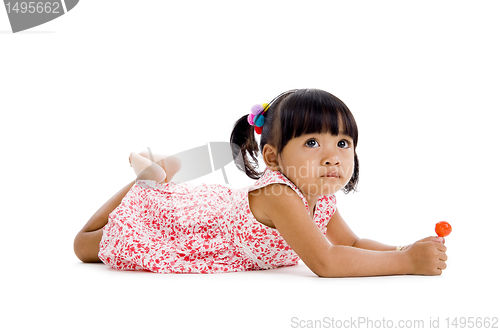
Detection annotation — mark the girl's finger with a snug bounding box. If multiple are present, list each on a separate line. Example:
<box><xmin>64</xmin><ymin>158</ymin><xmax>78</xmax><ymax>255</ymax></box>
<box><xmin>420</xmin><ymin>236</ymin><xmax>444</xmax><ymax>243</ymax></box>
<box><xmin>437</xmin><ymin>260</ymin><xmax>447</xmax><ymax>271</ymax></box>
<box><xmin>436</xmin><ymin>243</ymin><xmax>447</xmax><ymax>253</ymax></box>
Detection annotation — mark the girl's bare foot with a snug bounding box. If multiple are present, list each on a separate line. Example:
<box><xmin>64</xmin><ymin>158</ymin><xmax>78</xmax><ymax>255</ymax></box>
<box><xmin>138</xmin><ymin>150</ymin><xmax>182</xmax><ymax>183</ymax></box>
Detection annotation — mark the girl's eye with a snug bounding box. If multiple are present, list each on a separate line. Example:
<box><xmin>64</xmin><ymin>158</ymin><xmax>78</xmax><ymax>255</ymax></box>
<box><xmin>338</xmin><ymin>140</ymin><xmax>350</xmax><ymax>149</ymax></box>
<box><xmin>305</xmin><ymin>139</ymin><xmax>319</xmax><ymax>148</ymax></box>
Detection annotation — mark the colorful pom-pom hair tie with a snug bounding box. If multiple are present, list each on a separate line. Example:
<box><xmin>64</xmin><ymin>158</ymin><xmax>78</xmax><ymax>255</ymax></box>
<box><xmin>247</xmin><ymin>103</ymin><xmax>269</xmax><ymax>135</ymax></box>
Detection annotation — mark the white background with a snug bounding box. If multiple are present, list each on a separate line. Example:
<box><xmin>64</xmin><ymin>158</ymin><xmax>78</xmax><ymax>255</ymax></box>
<box><xmin>1</xmin><ymin>1</ymin><xmax>499</xmax><ymax>331</ymax></box>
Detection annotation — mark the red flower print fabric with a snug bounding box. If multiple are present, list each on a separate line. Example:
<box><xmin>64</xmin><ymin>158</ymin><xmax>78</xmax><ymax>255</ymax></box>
<box><xmin>98</xmin><ymin>168</ymin><xmax>337</xmax><ymax>273</ymax></box>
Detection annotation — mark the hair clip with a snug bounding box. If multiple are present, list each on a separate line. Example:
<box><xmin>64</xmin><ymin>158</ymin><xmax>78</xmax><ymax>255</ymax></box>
<box><xmin>247</xmin><ymin>103</ymin><xmax>269</xmax><ymax>135</ymax></box>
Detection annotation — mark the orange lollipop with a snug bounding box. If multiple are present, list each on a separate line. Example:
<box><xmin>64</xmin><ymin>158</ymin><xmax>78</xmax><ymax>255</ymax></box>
<box><xmin>435</xmin><ymin>221</ymin><xmax>452</xmax><ymax>237</ymax></box>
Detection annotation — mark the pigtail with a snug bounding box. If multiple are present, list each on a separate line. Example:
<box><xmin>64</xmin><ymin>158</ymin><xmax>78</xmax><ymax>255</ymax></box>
<box><xmin>230</xmin><ymin>115</ymin><xmax>262</xmax><ymax>179</ymax></box>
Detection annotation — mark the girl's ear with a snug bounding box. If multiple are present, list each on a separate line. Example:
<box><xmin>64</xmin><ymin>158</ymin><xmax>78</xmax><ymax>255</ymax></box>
<box><xmin>262</xmin><ymin>144</ymin><xmax>281</xmax><ymax>171</ymax></box>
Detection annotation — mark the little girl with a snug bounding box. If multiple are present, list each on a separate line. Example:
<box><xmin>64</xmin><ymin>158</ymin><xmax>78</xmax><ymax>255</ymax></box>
<box><xmin>74</xmin><ymin>89</ymin><xmax>448</xmax><ymax>277</ymax></box>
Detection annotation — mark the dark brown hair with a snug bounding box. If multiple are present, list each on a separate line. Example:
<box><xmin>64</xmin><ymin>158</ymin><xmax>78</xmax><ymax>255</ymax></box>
<box><xmin>230</xmin><ymin>89</ymin><xmax>359</xmax><ymax>194</ymax></box>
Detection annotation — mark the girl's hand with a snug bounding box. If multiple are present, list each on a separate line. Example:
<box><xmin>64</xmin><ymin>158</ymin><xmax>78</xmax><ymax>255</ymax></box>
<box><xmin>404</xmin><ymin>238</ymin><xmax>448</xmax><ymax>275</ymax></box>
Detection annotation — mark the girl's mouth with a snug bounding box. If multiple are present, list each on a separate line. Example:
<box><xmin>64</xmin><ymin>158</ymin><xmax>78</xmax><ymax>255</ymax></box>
<box><xmin>323</xmin><ymin>171</ymin><xmax>340</xmax><ymax>178</ymax></box>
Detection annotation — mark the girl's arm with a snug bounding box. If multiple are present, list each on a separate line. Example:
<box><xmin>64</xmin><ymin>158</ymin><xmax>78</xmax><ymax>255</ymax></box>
<box><xmin>325</xmin><ymin>209</ymin><xmax>398</xmax><ymax>251</ymax></box>
<box><xmin>263</xmin><ymin>184</ymin><xmax>447</xmax><ymax>277</ymax></box>
<box><xmin>326</xmin><ymin>209</ymin><xmax>444</xmax><ymax>251</ymax></box>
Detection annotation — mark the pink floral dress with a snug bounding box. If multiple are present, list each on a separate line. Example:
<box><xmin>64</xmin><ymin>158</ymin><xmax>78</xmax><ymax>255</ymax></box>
<box><xmin>99</xmin><ymin>168</ymin><xmax>337</xmax><ymax>273</ymax></box>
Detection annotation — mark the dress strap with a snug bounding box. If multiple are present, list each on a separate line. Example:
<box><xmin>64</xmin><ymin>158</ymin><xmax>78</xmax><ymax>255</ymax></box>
<box><xmin>247</xmin><ymin>168</ymin><xmax>311</xmax><ymax>213</ymax></box>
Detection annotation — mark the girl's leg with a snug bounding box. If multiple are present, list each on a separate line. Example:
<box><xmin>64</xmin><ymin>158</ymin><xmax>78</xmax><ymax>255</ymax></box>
<box><xmin>138</xmin><ymin>150</ymin><xmax>182</xmax><ymax>183</ymax></box>
<box><xmin>129</xmin><ymin>152</ymin><xmax>167</xmax><ymax>183</ymax></box>
<box><xmin>74</xmin><ymin>181</ymin><xmax>135</xmax><ymax>263</ymax></box>
<box><xmin>74</xmin><ymin>151</ymin><xmax>182</xmax><ymax>263</ymax></box>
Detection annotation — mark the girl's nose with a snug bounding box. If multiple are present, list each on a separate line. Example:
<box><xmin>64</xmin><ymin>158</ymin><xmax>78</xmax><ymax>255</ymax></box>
<box><xmin>323</xmin><ymin>154</ymin><xmax>340</xmax><ymax>166</ymax></box>
<box><xmin>322</xmin><ymin>143</ymin><xmax>341</xmax><ymax>166</ymax></box>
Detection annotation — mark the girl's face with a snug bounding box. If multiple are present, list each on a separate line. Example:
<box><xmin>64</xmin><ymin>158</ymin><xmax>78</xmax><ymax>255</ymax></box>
<box><xmin>276</xmin><ymin>132</ymin><xmax>355</xmax><ymax>198</ymax></box>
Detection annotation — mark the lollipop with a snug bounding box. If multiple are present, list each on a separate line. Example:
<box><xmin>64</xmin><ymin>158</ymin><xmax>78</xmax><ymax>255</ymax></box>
<box><xmin>435</xmin><ymin>221</ymin><xmax>452</xmax><ymax>237</ymax></box>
